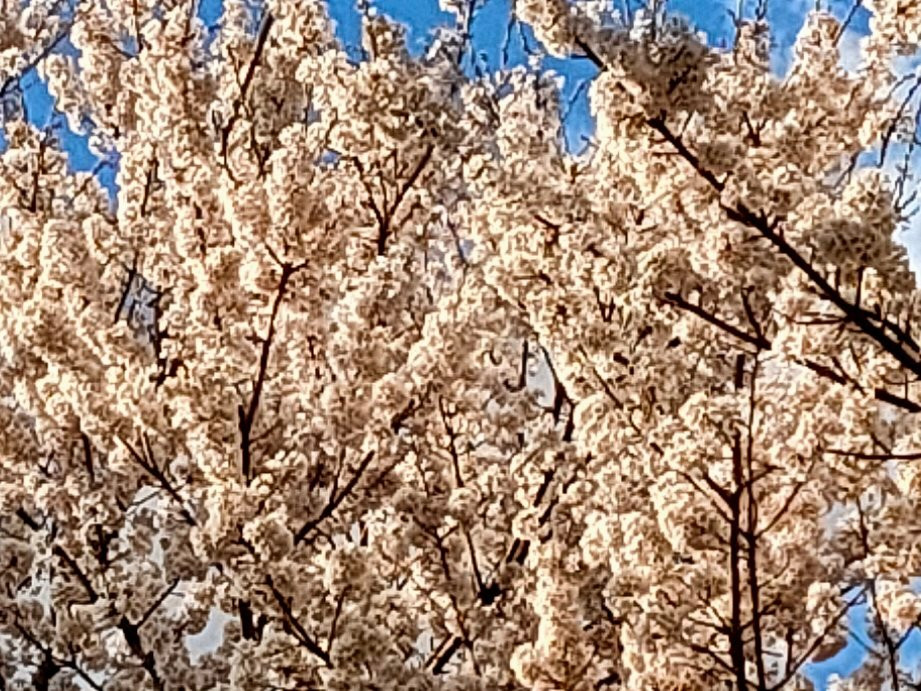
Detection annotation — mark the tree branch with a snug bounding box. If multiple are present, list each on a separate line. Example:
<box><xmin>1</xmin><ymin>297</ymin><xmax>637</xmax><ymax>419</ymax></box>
<box><xmin>266</xmin><ymin>575</ymin><xmax>332</xmax><ymax>667</ymax></box>
<box><xmin>239</xmin><ymin>261</ymin><xmax>304</xmax><ymax>483</ymax></box>
<box><xmin>294</xmin><ymin>450</ymin><xmax>376</xmax><ymax>545</ymax></box>
<box><xmin>648</xmin><ymin>115</ymin><xmax>921</xmax><ymax>385</ymax></box>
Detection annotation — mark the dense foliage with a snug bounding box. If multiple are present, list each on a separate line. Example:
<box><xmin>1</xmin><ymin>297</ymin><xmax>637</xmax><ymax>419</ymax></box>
<box><xmin>2</xmin><ymin>0</ymin><xmax>921</xmax><ymax>688</ymax></box>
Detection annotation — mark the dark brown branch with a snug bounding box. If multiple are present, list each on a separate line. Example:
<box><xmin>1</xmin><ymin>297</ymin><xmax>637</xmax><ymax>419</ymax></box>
<box><xmin>856</xmin><ymin>501</ymin><xmax>902</xmax><ymax>689</ymax></box>
<box><xmin>573</xmin><ymin>37</ymin><xmax>605</xmax><ymax>70</ymax></box>
<box><xmin>326</xmin><ymin>588</ymin><xmax>348</xmax><ymax>657</ymax></box>
<box><xmin>220</xmin><ymin>13</ymin><xmax>275</xmax><ymax>175</ymax></box>
<box><xmin>113</xmin><ymin>261</ymin><xmax>137</xmax><ymax>325</ymax></box>
<box><xmin>415</xmin><ymin>520</ymin><xmax>483</xmax><ymax>675</ymax></box>
<box><xmin>438</xmin><ymin>396</ymin><xmax>465</xmax><ymax>487</ymax></box>
<box><xmin>505</xmin><ymin>466</ymin><xmax>557</xmax><ymax>566</ymax></box>
<box><xmin>15</xmin><ymin>622</ymin><xmax>60</xmax><ymax>691</ymax></box>
<box><xmin>769</xmin><ymin>585</ymin><xmax>867</xmax><ymax>690</ymax></box>
<box><xmin>52</xmin><ymin>545</ymin><xmax>99</xmax><ymax>604</ymax></box>
<box><xmin>238</xmin><ymin>599</ymin><xmax>266</xmax><ymax>642</ymax></box>
<box><xmin>266</xmin><ymin>575</ymin><xmax>332</xmax><ymax>667</ymax></box>
<box><xmin>239</xmin><ymin>261</ymin><xmax>304</xmax><ymax>483</ymax></box>
<box><xmin>116</xmin><ymin>613</ymin><xmax>162</xmax><ymax>689</ymax></box>
<box><xmin>756</xmin><ymin>456</ymin><xmax>817</xmax><ymax>539</ymax></box>
<box><xmin>742</xmin><ymin>356</ymin><xmax>768</xmax><ymax>691</ymax></box>
<box><xmin>834</xmin><ymin>0</ymin><xmax>863</xmax><ymax>45</ymax></box>
<box><xmin>662</xmin><ymin>291</ymin><xmax>770</xmax><ymax>350</ymax></box>
<box><xmin>375</xmin><ymin>144</ymin><xmax>435</xmax><ymax>255</ymax></box>
<box><xmin>117</xmin><ymin>577</ymin><xmax>177</xmax><ymax>691</ymax></box>
<box><xmin>464</xmin><ymin>528</ymin><xmax>498</xmax><ymax>605</ymax></box>
<box><xmin>728</xmin><ymin>432</ymin><xmax>748</xmax><ymax>691</ymax></box>
<box><xmin>0</xmin><ymin>25</ymin><xmax>71</xmax><ymax>99</ymax></box>
<box><xmin>647</xmin><ymin>115</ymin><xmax>727</xmax><ymax>191</ymax></box>
<box><xmin>648</xmin><ymin>115</ymin><xmax>921</xmax><ymax>385</ymax></box>
<box><xmin>136</xmin><ymin>578</ymin><xmax>180</xmax><ymax>629</ymax></box>
<box><xmin>14</xmin><ymin>621</ymin><xmax>103</xmax><ymax>691</ymax></box>
<box><xmin>140</xmin><ymin>159</ymin><xmax>157</xmax><ymax>217</ymax></box>
<box><xmin>117</xmin><ymin>435</ymin><xmax>196</xmax><ymax>525</ymax></box>
<box><xmin>80</xmin><ymin>432</ymin><xmax>95</xmax><ymax>486</ymax></box>
<box><xmin>15</xmin><ymin>506</ymin><xmax>41</xmax><ymax>531</ymax></box>
<box><xmin>429</xmin><ymin>636</ymin><xmax>463</xmax><ymax>674</ymax></box>
<box><xmin>294</xmin><ymin>450</ymin><xmax>376</xmax><ymax>545</ymax></box>
<box><xmin>28</xmin><ymin>134</ymin><xmax>48</xmax><ymax>213</ymax></box>
<box><xmin>390</xmin><ymin>396</ymin><xmax>421</xmax><ymax>433</ymax></box>
<box><xmin>823</xmin><ymin>448</ymin><xmax>921</xmax><ymax>460</ymax></box>
<box><xmin>541</xmin><ymin>346</ymin><xmax>575</xmax><ymax>430</ymax></box>
<box><xmin>873</xmin><ymin>387</ymin><xmax>921</xmax><ymax>413</ymax></box>
<box><xmin>879</xmin><ymin>75</ymin><xmax>921</xmax><ymax>168</ymax></box>
<box><xmin>677</xmin><ymin>469</ymin><xmax>732</xmax><ymax>524</ymax></box>
<box><xmin>687</xmin><ymin>640</ymin><xmax>741</xmax><ymax>678</ymax></box>
<box><xmin>666</xmin><ymin>284</ymin><xmax>921</xmax><ymax>414</ymax></box>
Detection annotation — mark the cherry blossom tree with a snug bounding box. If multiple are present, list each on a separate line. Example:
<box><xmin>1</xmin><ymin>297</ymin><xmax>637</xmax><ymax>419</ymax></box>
<box><xmin>2</xmin><ymin>0</ymin><xmax>921</xmax><ymax>688</ymax></box>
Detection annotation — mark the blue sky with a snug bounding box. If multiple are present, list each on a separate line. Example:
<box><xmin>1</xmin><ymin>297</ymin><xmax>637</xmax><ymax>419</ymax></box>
<box><xmin>14</xmin><ymin>0</ymin><xmax>878</xmax><ymax>191</ymax></box>
<box><xmin>13</xmin><ymin>0</ymin><xmax>917</xmax><ymax>687</ymax></box>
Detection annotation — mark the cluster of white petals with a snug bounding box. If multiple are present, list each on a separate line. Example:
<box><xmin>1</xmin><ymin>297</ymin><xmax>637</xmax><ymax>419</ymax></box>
<box><xmin>3</xmin><ymin>0</ymin><xmax>921</xmax><ymax>688</ymax></box>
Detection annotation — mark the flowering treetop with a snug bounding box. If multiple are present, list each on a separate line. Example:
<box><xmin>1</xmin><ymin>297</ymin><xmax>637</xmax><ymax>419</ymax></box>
<box><xmin>1</xmin><ymin>0</ymin><xmax>921</xmax><ymax>689</ymax></box>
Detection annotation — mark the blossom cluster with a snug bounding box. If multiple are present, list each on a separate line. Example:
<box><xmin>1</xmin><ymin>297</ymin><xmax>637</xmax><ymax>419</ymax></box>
<box><xmin>1</xmin><ymin>0</ymin><xmax>921</xmax><ymax>689</ymax></box>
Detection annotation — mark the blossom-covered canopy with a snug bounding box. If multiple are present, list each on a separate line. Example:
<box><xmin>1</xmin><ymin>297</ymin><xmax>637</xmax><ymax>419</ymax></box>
<box><xmin>2</xmin><ymin>0</ymin><xmax>921</xmax><ymax>688</ymax></box>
